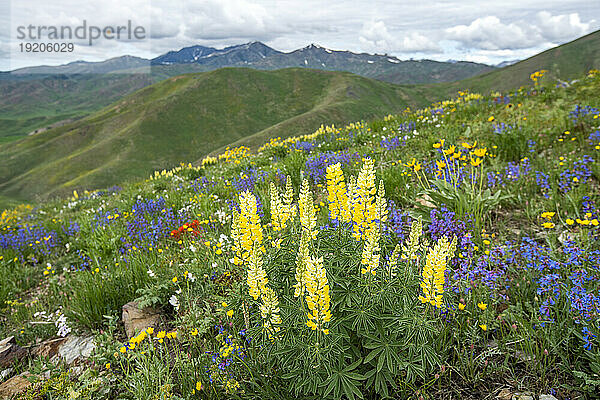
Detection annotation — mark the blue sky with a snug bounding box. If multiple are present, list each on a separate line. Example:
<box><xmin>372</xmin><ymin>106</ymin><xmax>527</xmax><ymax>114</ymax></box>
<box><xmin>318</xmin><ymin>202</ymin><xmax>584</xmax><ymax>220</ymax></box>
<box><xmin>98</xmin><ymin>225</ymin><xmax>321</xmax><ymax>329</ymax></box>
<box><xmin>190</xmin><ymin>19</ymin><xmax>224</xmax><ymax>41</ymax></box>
<box><xmin>1</xmin><ymin>0</ymin><xmax>598</xmax><ymax>70</ymax></box>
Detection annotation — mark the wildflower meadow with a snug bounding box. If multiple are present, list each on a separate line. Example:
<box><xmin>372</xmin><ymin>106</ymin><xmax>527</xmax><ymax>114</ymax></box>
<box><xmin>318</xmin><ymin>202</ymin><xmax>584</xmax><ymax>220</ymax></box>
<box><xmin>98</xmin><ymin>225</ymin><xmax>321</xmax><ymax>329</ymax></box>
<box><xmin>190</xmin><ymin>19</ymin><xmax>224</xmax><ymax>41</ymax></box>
<box><xmin>1</xmin><ymin>69</ymin><xmax>600</xmax><ymax>399</ymax></box>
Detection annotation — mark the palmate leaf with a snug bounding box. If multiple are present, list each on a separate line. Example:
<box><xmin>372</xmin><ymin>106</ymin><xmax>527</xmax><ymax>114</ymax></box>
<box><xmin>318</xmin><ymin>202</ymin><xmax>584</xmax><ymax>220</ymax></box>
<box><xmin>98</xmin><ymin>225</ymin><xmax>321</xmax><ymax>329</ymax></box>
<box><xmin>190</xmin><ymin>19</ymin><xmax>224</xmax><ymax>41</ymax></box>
<box><xmin>321</xmin><ymin>357</ymin><xmax>365</xmax><ymax>400</ymax></box>
<box><xmin>362</xmin><ymin>332</ymin><xmax>402</xmax><ymax>374</ymax></box>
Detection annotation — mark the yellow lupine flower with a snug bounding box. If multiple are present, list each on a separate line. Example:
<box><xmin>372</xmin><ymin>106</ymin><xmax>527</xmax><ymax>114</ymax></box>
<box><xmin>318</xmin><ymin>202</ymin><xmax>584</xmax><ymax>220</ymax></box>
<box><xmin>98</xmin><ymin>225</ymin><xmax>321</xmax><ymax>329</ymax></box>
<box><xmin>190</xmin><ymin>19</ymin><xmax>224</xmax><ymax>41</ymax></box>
<box><xmin>247</xmin><ymin>245</ymin><xmax>268</xmax><ymax>301</ymax></box>
<box><xmin>402</xmin><ymin>217</ymin><xmax>423</xmax><ymax>262</ymax></box>
<box><xmin>303</xmin><ymin>256</ymin><xmax>332</xmax><ymax>334</ymax></box>
<box><xmin>325</xmin><ymin>163</ymin><xmax>351</xmax><ymax>223</ymax></box>
<box><xmin>361</xmin><ymin>225</ymin><xmax>380</xmax><ymax>276</ymax></box>
<box><xmin>269</xmin><ymin>182</ymin><xmax>294</xmax><ymax>232</ymax></box>
<box><xmin>418</xmin><ymin>236</ymin><xmax>457</xmax><ymax>308</ymax></box>
<box><xmin>351</xmin><ymin>159</ymin><xmax>377</xmax><ymax>241</ymax></box>
<box><xmin>231</xmin><ymin>191</ymin><xmax>265</xmax><ymax>265</ymax></box>
<box><xmin>246</xmin><ymin>245</ymin><xmax>281</xmax><ymax>336</ymax></box>
<box><xmin>386</xmin><ymin>244</ymin><xmax>402</xmax><ymax>277</ymax></box>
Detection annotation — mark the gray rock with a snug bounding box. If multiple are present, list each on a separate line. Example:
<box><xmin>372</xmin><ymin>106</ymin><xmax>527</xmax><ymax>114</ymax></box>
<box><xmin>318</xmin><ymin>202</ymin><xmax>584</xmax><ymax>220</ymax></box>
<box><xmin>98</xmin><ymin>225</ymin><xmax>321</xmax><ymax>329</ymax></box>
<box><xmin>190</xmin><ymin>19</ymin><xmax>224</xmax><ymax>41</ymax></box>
<box><xmin>511</xmin><ymin>394</ymin><xmax>534</xmax><ymax>400</ymax></box>
<box><xmin>57</xmin><ymin>336</ymin><xmax>95</xmax><ymax>365</ymax></box>
<box><xmin>122</xmin><ymin>301</ymin><xmax>162</xmax><ymax>338</ymax></box>
<box><xmin>539</xmin><ymin>395</ymin><xmax>558</xmax><ymax>400</ymax></box>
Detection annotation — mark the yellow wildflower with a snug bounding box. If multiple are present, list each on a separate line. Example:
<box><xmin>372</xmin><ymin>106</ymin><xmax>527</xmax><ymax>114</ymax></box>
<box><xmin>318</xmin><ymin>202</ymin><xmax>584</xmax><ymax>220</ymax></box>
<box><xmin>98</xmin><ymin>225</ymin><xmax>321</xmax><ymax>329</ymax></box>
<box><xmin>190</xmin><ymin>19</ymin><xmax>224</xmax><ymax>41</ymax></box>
<box><xmin>303</xmin><ymin>256</ymin><xmax>332</xmax><ymax>334</ymax></box>
<box><xmin>361</xmin><ymin>225</ymin><xmax>380</xmax><ymax>276</ymax></box>
<box><xmin>419</xmin><ymin>236</ymin><xmax>457</xmax><ymax>308</ymax></box>
<box><xmin>326</xmin><ymin>163</ymin><xmax>351</xmax><ymax>223</ymax></box>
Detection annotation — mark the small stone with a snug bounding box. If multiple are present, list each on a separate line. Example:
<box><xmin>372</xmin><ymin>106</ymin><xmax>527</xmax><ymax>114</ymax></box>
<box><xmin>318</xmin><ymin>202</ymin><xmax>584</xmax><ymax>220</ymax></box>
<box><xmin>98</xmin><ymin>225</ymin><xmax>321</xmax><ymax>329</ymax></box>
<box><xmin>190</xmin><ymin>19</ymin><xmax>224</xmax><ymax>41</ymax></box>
<box><xmin>497</xmin><ymin>388</ymin><xmax>512</xmax><ymax>400</ymax></box>
<box><xmin>33</xmin><ymin>337</ymin><xmax>68</xmax><ymax>360</ymax></box>
<box><xmin>0</xmin><ymin>372</ymin><xmax>37</xmax><ymax>399</ymax></box>
<box><xmin>122</xmin><ymin>301</ymin><xmax>162</xmax><ymax>338</ymax></box>
<box><xmin>514</xmin><ymin>350</ymin><xmax>533</xmax><ymax>362</ymax></box>
<box><xmin>511</xmin><ymin>393</ymin><xmax>534</xmax><ymax>400</ymax></box>
<box><xmin>415</xmin><ymin>195</ymin><xmax>436</xmax><ymax>209</ymax></box>
<box><xmin>539</xmin><ymin>395</ymin><xmax>558</xmax><ymax>400</ymax></box>
<box><xmin>57</xmin><ymin>336</ymin><xmax>95</xmax><ymax>365</ymax></box>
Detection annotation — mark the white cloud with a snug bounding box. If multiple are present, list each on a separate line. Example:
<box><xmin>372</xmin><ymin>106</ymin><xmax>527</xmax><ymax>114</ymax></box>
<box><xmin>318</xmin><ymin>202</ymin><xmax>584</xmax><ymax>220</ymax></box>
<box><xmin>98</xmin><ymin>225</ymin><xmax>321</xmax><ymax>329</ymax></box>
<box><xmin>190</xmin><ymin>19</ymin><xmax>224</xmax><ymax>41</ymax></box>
<box><xmin>2</xmin><ymin>1</ymin><xmax>599</xmax><ymax>70</ymax></box>
<box><xmin>535</xmin><ymin>11</ymin><xmax>592</xmax><ymax>41</ymax></box>
<box><xmin>183</xmin><ymin>0</ymin><xmax>274</xmax><ymax>40</ymax></box>
<box><xmin>446</xmin><ymin>16</ymin><xmax>537</xmax><ymax>50</ymax></box>
<box><xmin>398</xmin><ymin>32</ymin><xmax>441</xmax><ymax>53</ymax></box>
<box><xmin>446</xmin><ymin>11</ymin><xmax>595</xmax><ymax>50</ymax></box>
<box><xmin>359</xmin><ymin>20</ymin><xmax>393</xmax><ymax>52</ymax></box>
<box><xmin>359</xmin><ymin>20</ymin><xmax>440</xmax><ymax>54</ymax></box>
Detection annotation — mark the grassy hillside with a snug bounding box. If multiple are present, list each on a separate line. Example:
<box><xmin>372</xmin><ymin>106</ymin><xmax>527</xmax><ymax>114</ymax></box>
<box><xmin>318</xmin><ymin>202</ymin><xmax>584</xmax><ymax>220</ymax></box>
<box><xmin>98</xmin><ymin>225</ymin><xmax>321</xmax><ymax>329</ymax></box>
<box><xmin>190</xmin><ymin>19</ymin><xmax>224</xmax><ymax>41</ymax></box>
<box><xmin>0</xmin><ymin>70</ymin><xmax>599</xmax><ymax>399</ymax></box>
<box><xmin>1</xmin><ymin>30</ymin><xmax>598</xmax><ymax>143</ymax></box>
<box><xmin>0</xmin><ymin>68</ymin><xmax>436</xmax><ymax>206</ymax></box>
<box><xmin>0</xmin><ymin>73</ymin><xmax>155</xmax><ymax>141</ymax></box>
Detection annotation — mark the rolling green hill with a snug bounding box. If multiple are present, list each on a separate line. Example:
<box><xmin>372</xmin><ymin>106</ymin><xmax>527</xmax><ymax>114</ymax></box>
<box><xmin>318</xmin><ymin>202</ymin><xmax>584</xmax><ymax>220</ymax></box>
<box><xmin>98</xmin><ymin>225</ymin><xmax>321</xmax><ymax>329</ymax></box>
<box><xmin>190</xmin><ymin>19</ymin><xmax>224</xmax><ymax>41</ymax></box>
<box><xmin>0</xmin><ymin>68</ymin><xmax>436</xmax><ymax>205</ymax></box>
<box><xmin>2</xmin><ymin>30</ymin><xmax>598</xmax><ymax>143</ymax></box>
<box><xmin>0</xmin><ymin>73</ymin><xmax>155</xmax><ymax>142</ymax></box>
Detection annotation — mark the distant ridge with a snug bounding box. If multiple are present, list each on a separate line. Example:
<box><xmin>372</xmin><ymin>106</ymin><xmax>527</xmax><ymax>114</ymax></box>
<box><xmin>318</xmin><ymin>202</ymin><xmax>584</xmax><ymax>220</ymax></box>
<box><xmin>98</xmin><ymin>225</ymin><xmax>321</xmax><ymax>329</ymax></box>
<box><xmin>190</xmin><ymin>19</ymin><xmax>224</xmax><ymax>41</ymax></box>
<box><xmin>0</xmin><ymin>68</ymin><xmax>434</xmax><ymax>202</ymax></box>
<box><xmin>0</xmin><ymin>41</ymin><xmax>494</xmax><ymax>141</ymax></box>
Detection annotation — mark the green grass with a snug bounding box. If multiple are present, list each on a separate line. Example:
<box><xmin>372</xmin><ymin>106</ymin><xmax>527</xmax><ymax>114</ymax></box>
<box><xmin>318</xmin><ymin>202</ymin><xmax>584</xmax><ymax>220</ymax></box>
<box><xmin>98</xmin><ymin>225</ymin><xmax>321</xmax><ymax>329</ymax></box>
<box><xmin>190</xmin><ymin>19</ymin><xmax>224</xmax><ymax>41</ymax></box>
<box><xmin>0</xmin><ymin>68</ymin><xmax>440</xmax><ymax>204</ymax></box>
<box><xmin>0</xmin><ymin>69</ymin><xmax>599</xmax><ymax>399</ymax></box>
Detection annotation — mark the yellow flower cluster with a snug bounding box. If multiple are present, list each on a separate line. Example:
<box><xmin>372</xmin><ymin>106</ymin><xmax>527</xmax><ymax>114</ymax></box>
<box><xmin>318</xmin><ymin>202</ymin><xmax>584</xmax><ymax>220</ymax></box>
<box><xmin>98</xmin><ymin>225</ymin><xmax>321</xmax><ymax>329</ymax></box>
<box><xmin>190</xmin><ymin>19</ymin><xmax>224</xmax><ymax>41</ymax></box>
<box><xmin>386</xmin><ymin>244</ymin><xmax>402</xmax><ymax>277</ymax></box>
<box><xmin>201</xmin><ymin>155</ymin><xmax>217</xmax><ymax>167</ymax></box>
<box><xmin>259</xmin><ymin>286</ymin><xmax>282</xmax><ymax>336</ymax></box>
<box><xmin>231</xmin><ymin>191</ymin><xmax>265</xmax><ymax>266</ymax></box>
<box><xmin>269</xmin><ymin>179</ymin><xmax>296</xmax><ymax>232</ymax></box>
<box><xmin>247</xmin><ymin>246</ymin><xmax>281</xmax><ymax>336</ymax></box>
<box><xmin>0</xmin><ymin>205</ymin><xmax>33</xmax><ymax>227</ymax></box>
<box><xmin>258</xmin><ymin>124</ymin><xmax>338</xmax><ymax>153</ymax></box>
<box><xmin>361</xmin><ymin>225</ymin><xmax>380</xmax><ymax>275</ymax></box>
<box><xmin>149</xmin><ymin>162</ymin><xmax>202</xmax><ymax>181</ymax></box>
<box><xmin>294</xmin><ymin>233</ymin><xmax>310</xmax><ymax>297</ymax></box>
<box><xmin>457</xmin><ymin>90</ymin><xmax>483</xmax><ymax>103</ymax></box>
<box><xmin>419</xmin><ymin>236</ymin><xmax>457</xmax><ymax>308</ymax></box>
<box><xmin>218</xmin><ymin>146</ymin><xmax>250</xmax><ymax>164</ymax></box>
<box><xmin>540</xmin><ymin>211</ymin><xmax>556</xmax><ymax>229</ymax></box>
<box><xmin>402</xmin><ymin>217</ymin><xmax>423</xmax><ymax>262</ymax></box>
<box><xmin>299</xmin><ymin>179</ymin><xmax>318</xmax><ymax>240</ymax></box>
<box><xmin>325</xmin><ymin>163</ymin><xmax>351</xmax><ymax>223</ymax></box>
<box><xmin>530</xmin><ymin>69</ymin><xmax>547</xmax><ymax>83</ymax></box>
<box><xmin>303</xmin><ymin>255</ymin><xmax>332</xmax><ymax>334</ymax></box>
<box><xmin>119</xmin><ymin>327</ymin><xmax>176</xmax><ymax>352</ymax></box>
<box><xmin>349</xmin><ymin>159</ymin><xmax>387</xmax><ymax>241</ymax></box>
<box><xmin>566</xmin><ymin>213</ymin><xmax>600</xmax><ymax>227</ymax></box>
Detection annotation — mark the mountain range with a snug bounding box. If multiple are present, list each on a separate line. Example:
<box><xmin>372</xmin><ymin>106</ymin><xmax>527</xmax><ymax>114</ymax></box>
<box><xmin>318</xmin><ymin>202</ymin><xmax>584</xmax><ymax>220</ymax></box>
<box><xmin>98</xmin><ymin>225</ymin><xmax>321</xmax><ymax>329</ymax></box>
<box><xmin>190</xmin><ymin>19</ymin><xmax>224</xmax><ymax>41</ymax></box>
<box><xmin>8</xmin><ymin>41</ymin><xmax>494</xmax><ymax>85</ymax></box>
<box><xmin>0</xmin><ymin>41</ymin><xmax>496</xmax><ymax>143</ymax></box>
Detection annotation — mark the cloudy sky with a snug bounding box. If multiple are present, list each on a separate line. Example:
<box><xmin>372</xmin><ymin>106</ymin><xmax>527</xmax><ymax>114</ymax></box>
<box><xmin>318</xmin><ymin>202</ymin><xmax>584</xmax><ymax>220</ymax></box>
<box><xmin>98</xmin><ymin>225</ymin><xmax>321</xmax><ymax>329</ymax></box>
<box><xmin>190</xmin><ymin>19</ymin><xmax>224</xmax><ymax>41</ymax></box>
<box><xmin>1</xmin><ymin>0</ymin><xmax>598</xmax><ymax>70</ymax></box>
